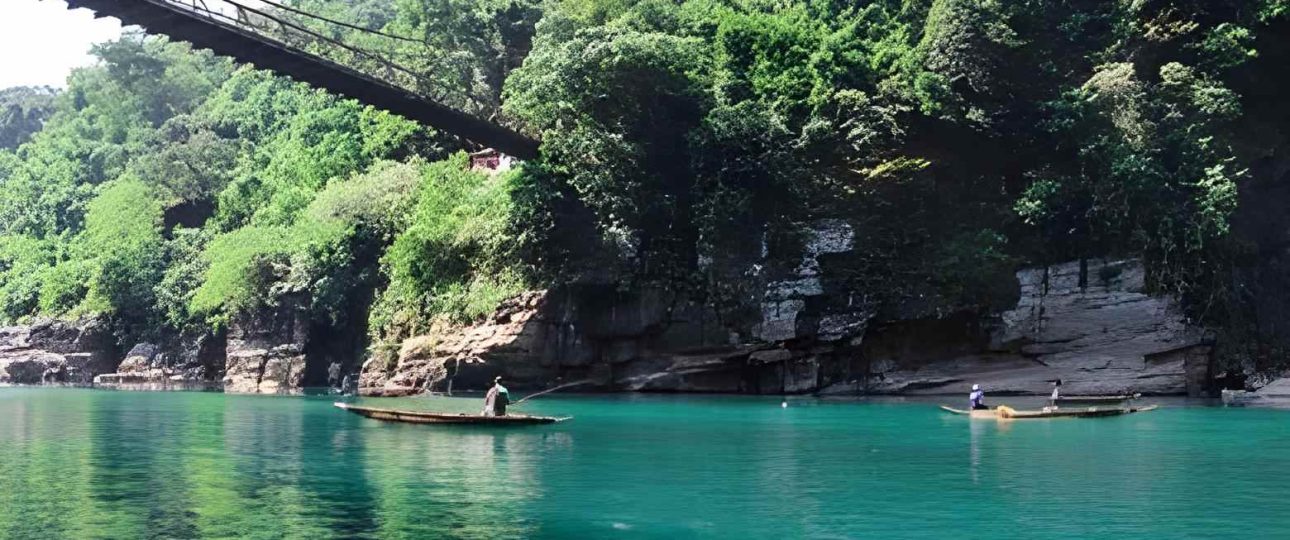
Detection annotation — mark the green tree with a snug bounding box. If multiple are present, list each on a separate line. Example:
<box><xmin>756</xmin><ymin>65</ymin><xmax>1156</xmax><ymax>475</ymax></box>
<box><xmin>0</xmin><ymin>86</ymin><xmax>59</xmax><ymax>150</ymax></box>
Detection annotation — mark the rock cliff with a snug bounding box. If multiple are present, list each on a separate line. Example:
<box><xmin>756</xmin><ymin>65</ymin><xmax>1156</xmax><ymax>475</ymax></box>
<box><xmin>0</xmin><ymin>319</ymin><xmax>116</xmax><ymax>385</ymax></box>
<box><xmin>361</xmin><ymin>258</ymin><xmax>1214</xmax><ymax>397</ymax></box>
<box><xmin>93</xmin><ymin>331</ymin><xmax>226</xmax><ymax>391</ymax></box>
<box><xmin>221</xmin><ymin>298</ymin><xmax>310</xmax><ymax>394</ymax></box>
<box><xmin>859</xmin><ymin>259</ymin><xmax>1212</xmax><ymax>396</ymax></box>
<box><xmin>0</xmin><ymin>251</ymin><xmax>1215</xmax><ymax>397</ymax></box>
<box><xmin>360</xmin><ymin>220</ymin><xmax>873</xmax><ymax>396</ymax></box>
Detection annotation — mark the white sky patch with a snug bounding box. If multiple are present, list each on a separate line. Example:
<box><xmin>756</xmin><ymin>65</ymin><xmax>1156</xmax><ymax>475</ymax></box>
<box><xmin>0</xmin><ymin>0</ymin><xmax>123</xmax><ymax>88</ymax></box>
<box><xmin>0</xmin><ymin>0</ymin><xmax>279</xmax><ymax>89</ymax></box>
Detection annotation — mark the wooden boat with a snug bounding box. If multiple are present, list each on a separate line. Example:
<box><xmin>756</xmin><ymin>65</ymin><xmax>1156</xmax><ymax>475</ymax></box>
<box><xmin>1055</xmin><ymin>393</ymin><xmax>1141</xmax><ymax>404</ymax></box>
<box><xmin>334</xmin><ymin>402</ymin><xmax>570</xmax><ymax>425</ymax></box>
<box><xmin>939</xmin><ymin>404</ymin><xmax>1158</xmax><ymax>419</ymax></box>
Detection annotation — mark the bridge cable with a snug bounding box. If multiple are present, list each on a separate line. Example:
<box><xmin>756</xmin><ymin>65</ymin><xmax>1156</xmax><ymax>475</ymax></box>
<box><xmin>250</xmin><ymin>0</ymin><xmax>427</xmax><ymax>44</ymax></box>
<box><xmin>163</xmin><ymin>0</ymin><xmax>485</xmax><ymax>112</ymax></box>
<box><xmin>215</xmin><ymin>0</ymin><xmax>454</xmax><ymax>97</ymax></box>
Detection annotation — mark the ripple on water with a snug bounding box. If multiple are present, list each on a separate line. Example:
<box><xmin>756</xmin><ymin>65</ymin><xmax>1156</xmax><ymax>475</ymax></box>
<box><xmin>0</xmin><ymin>390</ymin><xmax>1288</xmax><ymax>539</ymax></box>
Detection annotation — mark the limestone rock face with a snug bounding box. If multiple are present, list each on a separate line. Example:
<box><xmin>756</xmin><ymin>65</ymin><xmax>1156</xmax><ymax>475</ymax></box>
<box><xmin>94</xmin><ymin>333</ymin><xmax>226</xmax><ymax>391</ymax></box>
<box><xmin>1222</xmin><ymin>375</ymin><xmax>1290</xmax><ymax>407</ymax></box>
<box><xmin>361</xmin><ymin>240</ymin><xmax>1213</xmax><ymax>397</ymax></box>
<box><xmin>863</xmin><ymin>259</ymin><xmax>1212</xmax><ymax>396</ymax></box>
<box><xmin>361</xmin><ymin>292</ymin><xmax>548</xmax><ymax>396</ymax></box>
<box><xmin>755</xmin><ymin>219</ymin><xmax>857</xmax><ymax>342</ymax></box>
<box><xmin>223</xmin><ymin>299</ymin><xmax>309</xmax><ymax>394</ymax></box>
<box><xmin>361</xmin><ymin>221</ymin><xmax>874</xmax><ymax>396</ymax></box>
<box><xmin>225</xmin><ymin>344</ymin><xmax>308</xmax><ymax>394</ymax></box>
<box><xmin>0</xmin><ymin>318</ymin><xmax>117</xmax><ymax>385</ymax></box>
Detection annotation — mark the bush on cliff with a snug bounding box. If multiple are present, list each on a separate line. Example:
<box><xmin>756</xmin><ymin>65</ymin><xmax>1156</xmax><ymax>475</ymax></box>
<box><xmin>370</xmin><ymin>153</ymin><xmax>527</xmax><ymax>340</ymax></box>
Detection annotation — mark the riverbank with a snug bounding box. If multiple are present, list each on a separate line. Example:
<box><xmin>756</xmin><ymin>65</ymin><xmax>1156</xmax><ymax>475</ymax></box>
<box><xmin>2</xmin><ymin>258</ymin><xmax>1269</xmax><ymax>399</ymax></box>
<box><xmin>1</xmin><ymin>388</ymin><xmax>1287</xmax><ymax>538</ymax></box>
<box><xmin>363</xmin><ymin>257</ymin><xmax>1218</xmax><ymax>398</ymax></box>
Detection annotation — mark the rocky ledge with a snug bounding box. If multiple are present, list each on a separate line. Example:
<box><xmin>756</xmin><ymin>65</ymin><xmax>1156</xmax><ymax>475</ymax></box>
<box><xmin>857</xmin><ymin>259</ymin><xmax>1212</xmax><ymax>397</ymax></box>
<box><xmin>0</xmin><ymin>250</ymin><xmax>1221</xmax><ymax>397</ymax></box>
<box><xmin>93</xmin><ymin>341</ymin><xmax>221</xmax><ymax>391</ymax></box>
<box><xmin>361</xmin><ymin>257</ymin><xmax>1216</xmax><ymax>397</ymax></box>
<box><xmin>0</xmin><ymin>319</ymin><xmax>115</xmax><ymax>385</ymax></box>
<box><xmin>1222</xmin><ymin>375</ymin><xmax>1290</xmax><ymax>407</ymax></box>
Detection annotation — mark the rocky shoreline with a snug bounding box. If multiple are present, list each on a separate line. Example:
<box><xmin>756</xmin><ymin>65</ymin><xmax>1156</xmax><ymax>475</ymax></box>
<box><xmin>360</xmin><ymin>258</ymin><xmax>1220</xmax><ymax>398</ymax></box>
<box><xmin>4</xmin><ymin>256</ymin><xmax>1273</xmax><ymax>400</ymax></box>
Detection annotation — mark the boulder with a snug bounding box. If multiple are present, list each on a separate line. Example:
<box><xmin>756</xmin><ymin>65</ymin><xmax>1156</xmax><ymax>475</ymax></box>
<box><xmin>117</xmin><ymin>342</ymin><xmax>160</xmax><ymax>373</ymax></box>
<box><xmin>0</xmin><ymin>351</ymin><xmax>93</xmax><ymax>385</ymax></box>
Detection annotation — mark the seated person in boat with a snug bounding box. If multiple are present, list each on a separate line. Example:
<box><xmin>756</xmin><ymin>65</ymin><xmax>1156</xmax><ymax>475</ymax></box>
<box><xmin>970</xmin><ymin>384</ymin><xmax>988</xmax><ymax>410</ymax></box>
<box><xmin>483</xmin><ymin>376</ymin><xmax>510</xmax><ymax>416</ymax></box>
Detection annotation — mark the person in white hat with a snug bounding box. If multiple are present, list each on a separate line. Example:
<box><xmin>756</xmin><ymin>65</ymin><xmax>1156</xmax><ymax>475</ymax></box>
<box><xmin>969</xmin><ymin>384</ymin><xmax>988</xmax><ymax>410</ymax></box>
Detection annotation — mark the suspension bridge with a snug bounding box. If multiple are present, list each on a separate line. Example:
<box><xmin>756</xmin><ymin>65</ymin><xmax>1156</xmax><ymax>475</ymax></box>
<box><xmin>54</xmin><ymin>0</ymin><xmax>541</xmax><ymax>158</ymax></box>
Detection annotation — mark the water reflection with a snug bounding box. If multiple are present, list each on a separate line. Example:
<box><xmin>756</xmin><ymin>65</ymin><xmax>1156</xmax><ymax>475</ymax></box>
<box><xmin>969</xmin><ymin>415</ymin><xmax>982</xmax><ymax>484</ymax></box>
<box><xmin>360</xmin><ymin>425</ymin><xmax>547</xmax><ymax>538</ymax></box>
<box><xmin>217</xmin><ymin>395</ymin><xmax>380</xmax><ymax>538</ymax></box>
<box><xmin>0</xmin><ymin>392</ymin><xmax>92</xmax><ymax>538</ymax></box>
<box><xmin>2</xmin><ymin>391</ymin><xmax>1290</xmax><ymax>539</ymax></box>
<box><xmin>86</xmin><ymin>392</ymin><xmax>199</xmax><ymax>538</ymax></box>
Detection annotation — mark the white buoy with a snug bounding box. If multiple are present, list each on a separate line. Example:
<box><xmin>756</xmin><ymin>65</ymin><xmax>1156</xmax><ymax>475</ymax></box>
<box><xmin>781</xmin><ymin>401</ymin><xmax>788</xmax><ymax>408</ymax></box>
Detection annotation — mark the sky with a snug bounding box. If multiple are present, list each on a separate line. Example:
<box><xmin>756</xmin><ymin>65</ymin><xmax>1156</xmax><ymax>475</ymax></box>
<box><xmin>0</xmin><ymin>0</ymin><xmax>123</xmax><ymax>88</ymax></box>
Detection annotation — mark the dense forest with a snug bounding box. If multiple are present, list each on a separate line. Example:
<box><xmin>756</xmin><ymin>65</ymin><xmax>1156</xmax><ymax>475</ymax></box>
<box><xmin>1</xmin><ymin>0</ymin><xmax>1288</xmax><ymax>375</ymax></box>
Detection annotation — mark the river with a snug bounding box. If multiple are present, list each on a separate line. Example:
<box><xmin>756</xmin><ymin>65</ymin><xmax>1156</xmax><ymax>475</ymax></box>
<box><xmin>0</xmin><ymin>388</ymin><xmax>1287</xmax><ymax>539</ymax></box>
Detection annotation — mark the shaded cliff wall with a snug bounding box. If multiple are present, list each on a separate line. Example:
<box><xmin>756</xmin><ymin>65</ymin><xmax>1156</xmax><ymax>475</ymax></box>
<box><xmin>361</xmin><ymin>257</ymin><xmax>1215</xmax><ymax>397</ymax></box>
<box><xmin>0</xmin><ymin>244</ymin><xmax>1213</xmax><ymax>398</ymax></box>
<box><xmin>861</xmin><ymin>260</ymin><xmax>1212</xmax><ymax>396</ymax></box>
<box><xmin>0</xmin><ymin>318</ymin><xmax>116</xmax><ymax>385</ymax></box>
<box><xmin>361</xmin><ymin>220</ymin><xmax>871</xmax><ymax>396</ymax></box>
<box><xmin>95</xmin><ymin>293</ymin><xmax>365</xmax><ymax>394</ymax></box>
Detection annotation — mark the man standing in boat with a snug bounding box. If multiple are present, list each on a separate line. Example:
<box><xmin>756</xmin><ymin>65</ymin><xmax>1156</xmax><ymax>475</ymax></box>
<box><xmin>483</xmin><ymin>376</ymin><xmax>510</xmax><ymax>416</ymax></box>
<box><xmin>1050</xmin><ymin>379</ymin><xmax>1062</xmax><ymax>408</ymax></box>
<box><xmin>969</xmin><ymin>384</ymin><xmax>988</xmax><ymax>410</ymax></box>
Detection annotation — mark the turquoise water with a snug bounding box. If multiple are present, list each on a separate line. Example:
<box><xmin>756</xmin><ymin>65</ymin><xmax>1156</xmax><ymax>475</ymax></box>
<box><xmin>0</xmin><ymin>389</ymin><xmax>1287</xmax><ymax>539</ymax></box>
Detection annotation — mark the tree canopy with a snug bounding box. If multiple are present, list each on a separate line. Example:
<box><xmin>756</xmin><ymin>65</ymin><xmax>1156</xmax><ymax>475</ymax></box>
<box><xmin>0</xmin><ymin>0</ymin><xmax>1287</xmax><ymax>370</ymax></box>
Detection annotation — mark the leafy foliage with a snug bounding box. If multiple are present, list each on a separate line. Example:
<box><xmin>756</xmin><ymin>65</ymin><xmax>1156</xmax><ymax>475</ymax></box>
<box><xmin>372</xmin><ymin>153</ymin><xmax>526</xmax><ymax>339</ymax></box>
<box><xmin>0</xmin><ymin>86</ymin><xmax>59</xmax><ymax>150</ymax></box>
<box><xmin>0</xmin><ymin>0</ymin><xmax>1287</xmax><ymax>372</ymax></box>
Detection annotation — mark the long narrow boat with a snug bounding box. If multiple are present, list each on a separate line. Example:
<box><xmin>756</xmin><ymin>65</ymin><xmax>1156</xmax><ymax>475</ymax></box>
<box><xmin>1055</xmin><ymin>393</ymin><xmax>1142</xmax><ymax>404</ymax></box>
<box><xmin>939</xmin><ymin>404</ymin><xmax>1158</xmax><ymax>419</ymax></box>
<box><xmin>334</xmin><ymin>402</ymin><xmax>570</xmax><ymax>425</ymax></box>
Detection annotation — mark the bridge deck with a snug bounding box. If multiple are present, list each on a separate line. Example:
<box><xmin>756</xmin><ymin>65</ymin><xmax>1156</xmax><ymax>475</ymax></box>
<box><xmin>59</xmin><ymin>0</ymin><xmax>540</xmax><ymax>158</ymax></box>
